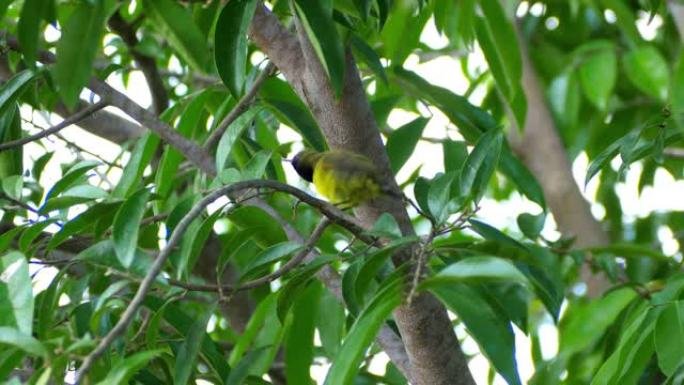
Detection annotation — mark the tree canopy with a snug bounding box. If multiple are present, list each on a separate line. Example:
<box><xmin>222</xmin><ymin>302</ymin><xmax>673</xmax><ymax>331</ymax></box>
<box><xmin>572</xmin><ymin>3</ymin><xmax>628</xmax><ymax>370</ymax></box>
<box><xmin>1</xmin><ymin>0</ymin><xmax>684</xmax><ymax>384</ymax></box>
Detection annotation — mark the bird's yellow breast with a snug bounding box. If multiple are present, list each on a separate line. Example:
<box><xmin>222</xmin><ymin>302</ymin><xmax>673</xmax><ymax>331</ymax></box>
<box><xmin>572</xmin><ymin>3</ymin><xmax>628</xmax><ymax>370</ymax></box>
<box><xmin>312</xmin><ymin>152</ymin><xmax>382</xmax><ymax>207</ymax></box>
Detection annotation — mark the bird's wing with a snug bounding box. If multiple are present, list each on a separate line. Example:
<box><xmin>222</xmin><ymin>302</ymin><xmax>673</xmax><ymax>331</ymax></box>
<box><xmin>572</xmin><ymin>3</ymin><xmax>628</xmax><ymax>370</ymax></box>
<box><xmin>321</xmin><ymin>151</ymin><xmax>380</xmax><ymax>181</ymax></box>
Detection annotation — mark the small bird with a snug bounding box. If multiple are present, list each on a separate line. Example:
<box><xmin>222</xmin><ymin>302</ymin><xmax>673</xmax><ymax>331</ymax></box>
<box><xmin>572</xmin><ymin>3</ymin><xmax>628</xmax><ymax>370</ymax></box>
<box><xmin>290</xmin><ymin>149</ymin><xmax>391</xmax><ymax>208</ymax></box>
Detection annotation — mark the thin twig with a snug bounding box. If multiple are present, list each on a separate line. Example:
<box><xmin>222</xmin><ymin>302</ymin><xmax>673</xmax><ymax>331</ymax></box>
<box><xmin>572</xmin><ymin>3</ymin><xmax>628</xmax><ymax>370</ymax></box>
<box><xmin>0</xmin><ymin>101</ymin><xmax>107</xmax><ymax>152</ymax></box>
<box><xmin>203</xmin><ymin>61</ymin><xmax>276</xmax><ymax>150</ymax></box>
<box><xmin>52</xmin><ymin>132</ymin><xmax>122</xmax><ymax>169</ymax></box>
<box><xmin>168</xmin><ymin>218</ymin><xmax>330</xmax><ymax>293</ymax></box>
<box><xmin>73</xmin><ymin>181</ymin><xmax>358</xmax><ymax>383</ymax></box>
<box><xmin>0</xmin><ymin>192</ymin><xmax>40</xmax><ymax>215</ymax></box>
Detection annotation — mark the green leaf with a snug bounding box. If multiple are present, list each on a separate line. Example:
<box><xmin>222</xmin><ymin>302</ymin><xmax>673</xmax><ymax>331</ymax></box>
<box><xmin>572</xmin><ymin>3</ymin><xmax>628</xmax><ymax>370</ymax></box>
<box><xmin>156</xmin><ymin>93</ymin><xmax>209</xmax><ymax>199</ymax></box>
<box><xmin>241</xmin><ymin>149</ymin><xmax>272</xmax><ymax>180</ymax></box>
<box><xmin>421</xmin><ymin>256</ymin><xmax>530</xmax><ymax>289</ymax></box>
<box><xmin>96</xmin><ymin>350</ymin><xmax>164</xmax><ymax>385</ymax></box>
<box><xmin>656</xmin><ymin>301</ymin><xmax>684</xmax><ymax>376</ymax></box>
<box><xmin>591</xmin><ymin>305</ymin><xmax>656</xmax><ymax>385</ymax></box>
<box><xmin>31</xmin><ymin>151</ymin><xmax>54</xmax><ymax>182</ymax></box>
<box><xmin>386</xmin><ymin>117</ymin><xmax>428</xmax><ymax>174</ymax></box>
<box><xmin>548</xmin><ymin>71</ymin><xmax>581</xmax><ymax>129</ymax></box>
<box><xmin>443</xmin><ymin>140</ymin><xmax>468</xmax><ymax>173</ymax></box>
<box><xmin>0</xmin><ymin>227</ymin><xmax>23</xmax><ymax>254</ymax></box>
<box><xmin>601</xmin><ymin>0</ymin><xmax>641</xmax><ymax>47</ymax></box>
<box><xmin>316</xmin><ymin>289</ymin><xmax>345</xmax><ymax>358</ymax></box>
<box><xmin>672</xmin><ymin>52</ymin><xmax>684</xmax><ymax>129</ymax></box>
<box><xmin>216</xmin><ymin>107</ymin><xmax>261</xmax><ymax>171</ymax></box>
<box><xmin>144</xmin><ymin>0</ymin><xmax>210</xmax><ymax>71</ymax></box>
<box><xmin>517</xmin><ymin>213</ymin><xmax>546</xmax><ymax>240</ymax></box>
<box><xmin>390</xmin><ymin>67</ymin><xmax>544</xmax><ymax>207</ymax></box>
<box><xmin>324</xmin><ymin>275</ymin><xmax>403</xmax><ymax>385</ymax></box>
<box><xmin>460</xmin><ymin>129</ymin><xmax>503</xmax><ymax>202</ymax></box>
<box><xmin>113</xmin><ymin>133</ymin><xmax>160</xmax><ymax>198</ymax></box>
<box><xmin>18</xmin><ymin>219</ymin><xmax>57</xmax><ymax>253</ymax></box>
<box><xmin>392</xmin><ymin>67</ymin><xmax>494</xmax><ymax>136</ymax></box>
<box><xmin>0</xmin><ymin>252</ymin><xmax>33</xmax><ymax>335</ymax></box>
<box><xmin>277</xmin><ymin>257</ymin><xmax>331</xmax><ymax>322</ymax></box>
<box><xmin>469</xmin><ymin>219</ymin><xmax>528</xmax><ymax>251</ymax></box>
<box><xmin>0</xmin><ymin>106</ymin><xmax>23</xmax><ymax>180</ymax></box>
<box><xmin>143</xmin><ymin>296</ymin><xmax>231</xmax><ymax>381</ymax></box>
<box><xmin>36</xmin><ymin>267</ymin><xmax>67</xmax><ymax>341</ymax></box>
<box><xmin>260</xmin><ymin>78</ymin><xmax>326</xmax><ymax>151</ymax></box>
<box><xmin>431</xmin><ymin>284</ymin><xmax>521</xmax><ymax>385</ymax></box>
<box><xmin>174</xmin><ymin>306</ymin><xmax>215</xmax><ymax>385</ymax></box>
<box><xmin>475</xmin><ymin>0</ymin><xmax>525</xmax><ymax>128</ymax></box>
<box><xmin>226</xmin><ymin>347</ymin><xmax>269</xmax><ymax>385</ymax></box>
<box><xmin>586</xmin><ymin>243</ymin><xmax>670</xmax><ymax>261</ymax></box>
<box><xmin>112</xmin><ymin>189</ymin><xmax>151</xmax><ymax>268</ymax></box>
<box><xmin>427</xmin><ymin>172</ymin><xmax>457</xmax><ymax>224</ymax></box>
<box><xmin>355</xmin><ymin>238</ymin><xmax>416</xmax><ymax>306</ymax></box>
<box><xmin>578</xmin><ymin>42</ymin><xmax>617</xmax><ymax>111</ymax></box>
<box><xmin>367</xmin><ymin>212</ymin><xmax>403</xmax><ymax>239</ymax></box>
<box><xmin>623</xmin><ymin>45</ymin><xmax>670</xmax><ymax>102</ymax></box>
<box><xmin>1</xmin><ymin>175</ymin><xmax>22</xmax><ymax>200</ymax></box>
<box><xmin>242</xmin><ymin>242</ymin><xmax>303</xmax><ymax>279</ymax></box>
<box><xmin>0</xmin><ymin>70</ymin><xmax>36</xmax><ymax>113</ymax></box>
<box><xmin>294</xmin><ymin>0</ymin><xmax>345</xmax><ymax>96</ymax></box>
<box><xmin>214</xmin><ymin>0</ymin><xmax>257</xmax><ymax>97</ymax></box>
<box><xmin>48</xmin><ymin>201</ymin><xmax>121</xmax><ymax>251</ymax></box>
<box><xmin>42</xmin><ymin>160</ymin><xmax>101</xmax><ymax>204</ymax></box>
<box><xmin>227</xmin><ymin>206</ymin><xmax>287</xmax><ymax>246</ymax></box>
<box><xmin>285</xmin><ymin>282</ymin><xmax>321</xmax><ymax>385</ymax></box>
<box><xmin>229</xmin><ymin>293</ymin><xmax>276</xmax><ymax>366</ymax></box>
<box><xmin>350</xmin><ymin>35</ymin><xmax>387</xmax><ymax>84</ymax></box>
<box><xmin>381</xmin><ymin>0</ymin><xmax>431</xmax><ymax>65</ymax></box>
<box><xmin>41</xmin><ymin>184</ymin><xmax>109</xmax><ymax>212</ymax></box>
<box><xmin>53</xmin><ymin>0</ymin><xmax>114</xmax><ymax>108</ymax></box>
<box><xmin>0</xmin><ymin>327</ymin><xmax>47</xmax><ymax>358</ymax></box>
<box><xmin>18</xmin><ymin>0</ymin><xmax>50</xmax><ymax>68</ymax></box>
<box><xmin>560</xmin><ymin>288</ymin><xmax>638</xmax><ymax>356</ymax></box>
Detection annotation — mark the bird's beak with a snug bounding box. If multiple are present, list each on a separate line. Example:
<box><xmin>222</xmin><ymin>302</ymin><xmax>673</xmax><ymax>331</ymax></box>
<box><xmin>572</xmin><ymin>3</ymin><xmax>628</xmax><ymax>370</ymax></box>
<box><xmin>284</xmin><ymin>158</ymin><xmax>293</xmax><ymax>163</ymax></box>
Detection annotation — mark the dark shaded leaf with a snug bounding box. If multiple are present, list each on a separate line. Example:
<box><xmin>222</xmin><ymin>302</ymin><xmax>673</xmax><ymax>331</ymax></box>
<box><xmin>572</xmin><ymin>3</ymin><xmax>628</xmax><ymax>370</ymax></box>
<box><xmin>214</xmin><ymin>0</ymin><xmax>257</xmax><ymax>97</ymax></box>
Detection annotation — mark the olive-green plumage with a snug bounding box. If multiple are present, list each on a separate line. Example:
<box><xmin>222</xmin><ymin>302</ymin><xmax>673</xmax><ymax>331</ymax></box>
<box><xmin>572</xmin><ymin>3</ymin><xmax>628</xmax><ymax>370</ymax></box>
<box><xmin>290</xmin><ymin>149</ymin><xmax>385</xmax><ymax>207</ymax></box>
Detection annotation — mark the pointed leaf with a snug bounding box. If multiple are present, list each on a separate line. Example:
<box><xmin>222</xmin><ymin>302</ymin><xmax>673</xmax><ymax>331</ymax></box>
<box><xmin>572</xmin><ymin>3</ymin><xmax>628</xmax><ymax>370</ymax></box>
<box><xmin>113</xmin><ymin>189</ymin><xmax>151</xmax><ymax>268</ymax></box>
<box><xmin>294</xmin><ymin>0</ymin><xmax>345</xmax><ymax>96</ymax></box>
<box><xmin>214</xmin><ymin>0</ymin><xmax>257</xmax><ymax>97</ymax></box>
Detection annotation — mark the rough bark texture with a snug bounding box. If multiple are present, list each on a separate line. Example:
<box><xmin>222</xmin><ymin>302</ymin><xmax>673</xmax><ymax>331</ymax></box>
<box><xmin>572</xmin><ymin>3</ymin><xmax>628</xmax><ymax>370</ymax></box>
<box><xmin>510</xmin><ymin>26</ymin><xmax>611</xmax><ymax>296</ymax></box>
<box><xmin>250</xmin><ymin>5</ymin><xmax>475</xmax><ymax>385</ymax></box>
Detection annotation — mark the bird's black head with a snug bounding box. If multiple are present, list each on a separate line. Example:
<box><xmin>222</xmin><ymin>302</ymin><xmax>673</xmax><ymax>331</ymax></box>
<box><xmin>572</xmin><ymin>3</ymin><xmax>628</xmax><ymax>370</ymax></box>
<box><xmin>290</xmin><ymin>150</ymin><xmax>320</xmax><ymax>182</ymax></box>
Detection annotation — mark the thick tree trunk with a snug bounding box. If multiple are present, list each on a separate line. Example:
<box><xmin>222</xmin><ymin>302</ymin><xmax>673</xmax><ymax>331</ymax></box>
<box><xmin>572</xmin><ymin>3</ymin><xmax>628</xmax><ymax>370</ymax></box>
<box><xmin>249</xmin><ymin>5</ymin><xmax>475</xmax><ymax>385</ymax></box>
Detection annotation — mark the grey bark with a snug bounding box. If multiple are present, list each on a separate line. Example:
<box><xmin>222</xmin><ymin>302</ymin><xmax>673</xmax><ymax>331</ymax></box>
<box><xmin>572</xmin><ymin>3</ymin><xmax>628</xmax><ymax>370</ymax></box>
<box><xmin>249</xmin><ymin>5</ymin><xmax>475</xmax><ymax>385</ymax></box>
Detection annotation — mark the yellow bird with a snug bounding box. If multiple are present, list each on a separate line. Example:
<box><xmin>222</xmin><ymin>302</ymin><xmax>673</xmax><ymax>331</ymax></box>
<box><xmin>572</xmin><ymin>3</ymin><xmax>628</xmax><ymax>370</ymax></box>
<box><xmin>290</xmin><ymin>149</ymin><xmax>390</xmax><ymax>208</ymax></box>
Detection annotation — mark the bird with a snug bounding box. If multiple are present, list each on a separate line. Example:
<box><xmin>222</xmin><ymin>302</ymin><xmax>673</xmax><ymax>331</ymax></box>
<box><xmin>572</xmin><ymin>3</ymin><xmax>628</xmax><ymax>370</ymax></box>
<box><xmin>289</xmin><ymin>149</ymin><xmax>393</xmax><ymax>208</ymax></box>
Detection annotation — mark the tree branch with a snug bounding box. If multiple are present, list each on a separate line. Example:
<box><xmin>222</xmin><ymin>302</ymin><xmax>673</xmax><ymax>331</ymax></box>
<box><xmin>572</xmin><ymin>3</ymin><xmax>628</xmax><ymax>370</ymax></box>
<box><xmin>203</xmin><ymin>61</ymin><xmax>276</xmax><ymax>150</ymax></box>
<box><xmin>169</xmin><ymin>217</ymin><xmax>330</xmax><ymax>292</ymax></box>
<box><xmin>74</xmin><ymin>182</ymin><xmax>335</xmax><ymax>383</ymax></box>
<box><xmin>107</xmin><ymin>12</ymin><xmax>169</xmax><ymax>114</ymax></box>
<box><xmin>87</xmin><ymin>79</ymin><xmax>217</xmax><ymax>175</ymax></box>
<box><xmin>0</xmin><ymin>101</ymin><xmax>107</xmax><ymax>152</ymax></box>
<box><xmin>250</xmin><ymin>6</ymin><xmax>474</xmax><ymax>384</ymax></box>
<box><xmin>2</xmin><ymin>28</ymin><xmax>413</xmax><ymax>380</ymax></box>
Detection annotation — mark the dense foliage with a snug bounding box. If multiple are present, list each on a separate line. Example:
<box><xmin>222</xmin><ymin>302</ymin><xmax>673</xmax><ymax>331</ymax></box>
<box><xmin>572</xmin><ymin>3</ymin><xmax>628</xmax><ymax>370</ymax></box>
<box><xmin>1</xmin><ymin>0</ymin><xmax>684</xmax><ymax>384</ymax></box>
